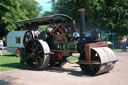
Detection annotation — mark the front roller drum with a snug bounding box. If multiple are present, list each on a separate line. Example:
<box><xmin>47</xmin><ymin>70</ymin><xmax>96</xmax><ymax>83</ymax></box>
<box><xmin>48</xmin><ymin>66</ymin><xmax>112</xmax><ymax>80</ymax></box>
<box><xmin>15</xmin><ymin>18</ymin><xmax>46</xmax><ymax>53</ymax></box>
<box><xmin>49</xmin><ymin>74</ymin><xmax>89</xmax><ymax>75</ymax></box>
<box><xmin>24</xmin><ymin>39</ymin><xmax>50</xmax><ymax>70</ymax></box>
<box><xmin>79</xmin><ymin>47</ymin><xmax>117</xmax><ymax>75</ymax></box>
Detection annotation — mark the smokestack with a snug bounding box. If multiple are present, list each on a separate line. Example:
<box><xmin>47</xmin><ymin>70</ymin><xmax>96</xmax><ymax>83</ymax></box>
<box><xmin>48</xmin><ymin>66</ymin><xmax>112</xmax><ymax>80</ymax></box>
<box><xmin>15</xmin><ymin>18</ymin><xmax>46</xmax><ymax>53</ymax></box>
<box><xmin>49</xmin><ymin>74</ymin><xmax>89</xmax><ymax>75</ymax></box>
<box><xmin>78</xmin><ymin>8</ymin><xmax>85</xmax><ymax>39</ymax></box>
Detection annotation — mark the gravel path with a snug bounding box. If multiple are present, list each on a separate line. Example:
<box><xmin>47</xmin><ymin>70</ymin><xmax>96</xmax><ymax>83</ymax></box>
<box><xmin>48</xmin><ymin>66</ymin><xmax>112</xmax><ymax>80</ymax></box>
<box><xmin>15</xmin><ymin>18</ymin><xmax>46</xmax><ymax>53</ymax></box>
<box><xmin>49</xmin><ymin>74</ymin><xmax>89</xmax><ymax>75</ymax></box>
<box><xmin>0</xmin><ymin>52</ymin><xmax>128</xmax><ymax>85</ymax></box>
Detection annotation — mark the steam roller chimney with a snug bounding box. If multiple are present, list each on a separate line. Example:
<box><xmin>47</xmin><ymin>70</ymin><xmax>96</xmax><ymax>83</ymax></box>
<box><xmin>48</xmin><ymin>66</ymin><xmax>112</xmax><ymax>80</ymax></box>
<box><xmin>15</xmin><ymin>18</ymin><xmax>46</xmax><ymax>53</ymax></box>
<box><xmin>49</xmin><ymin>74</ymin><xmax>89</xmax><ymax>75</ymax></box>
<box><xmin>78</xmin><ymin>8</ymin><xmax>85</xmax><ymax>40</ymax></box>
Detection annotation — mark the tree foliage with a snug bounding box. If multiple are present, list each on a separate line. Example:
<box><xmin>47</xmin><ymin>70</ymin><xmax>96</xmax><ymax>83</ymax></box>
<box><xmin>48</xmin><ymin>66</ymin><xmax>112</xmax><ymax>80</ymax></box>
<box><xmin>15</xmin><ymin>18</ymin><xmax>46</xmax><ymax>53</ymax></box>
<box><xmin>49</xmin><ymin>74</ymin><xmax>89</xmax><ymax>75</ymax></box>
<box><xmin>0</xmin><ymin>0</ymin><xmax>42</xmax><ymax>39</ymax></box>
<box><xmin>18</xmin><ymin>0</ymin><xmax>42</xmax><ymax>18</ymax></box>
<box><xmin>47</xmin><ymin>0</ymin><xmax>128</xmax><ymax>37</ymax></box>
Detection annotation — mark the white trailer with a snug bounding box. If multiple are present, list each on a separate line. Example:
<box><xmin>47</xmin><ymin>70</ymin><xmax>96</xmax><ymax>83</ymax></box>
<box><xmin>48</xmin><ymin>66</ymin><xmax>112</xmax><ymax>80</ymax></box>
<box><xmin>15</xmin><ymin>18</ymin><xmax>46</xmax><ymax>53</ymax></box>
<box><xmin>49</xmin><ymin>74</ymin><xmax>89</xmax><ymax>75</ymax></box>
<box><xmin>7</xmin><ymin>31</ymin><xmax>25</xmax><ymax>53</ymax></box>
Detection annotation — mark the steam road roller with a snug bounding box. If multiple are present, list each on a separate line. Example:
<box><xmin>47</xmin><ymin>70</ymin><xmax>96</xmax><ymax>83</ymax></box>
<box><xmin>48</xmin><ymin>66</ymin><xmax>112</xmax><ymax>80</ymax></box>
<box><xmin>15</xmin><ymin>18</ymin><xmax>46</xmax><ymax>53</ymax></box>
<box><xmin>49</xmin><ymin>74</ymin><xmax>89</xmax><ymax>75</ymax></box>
<box><xmin>16</xmin><ymin>8</ymin><xmax>117</xmax><ymax>75</ymax></box>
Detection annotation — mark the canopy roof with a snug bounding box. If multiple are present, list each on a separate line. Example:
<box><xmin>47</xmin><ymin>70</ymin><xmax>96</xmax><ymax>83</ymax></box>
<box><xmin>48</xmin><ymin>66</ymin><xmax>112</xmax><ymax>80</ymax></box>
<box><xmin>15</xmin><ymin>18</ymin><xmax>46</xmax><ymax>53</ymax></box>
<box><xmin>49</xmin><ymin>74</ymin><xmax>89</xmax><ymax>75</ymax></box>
<box><xmin>16</xmin><ymin>14</ymin><xmax>73</xmax><ymax>25</ymax></box>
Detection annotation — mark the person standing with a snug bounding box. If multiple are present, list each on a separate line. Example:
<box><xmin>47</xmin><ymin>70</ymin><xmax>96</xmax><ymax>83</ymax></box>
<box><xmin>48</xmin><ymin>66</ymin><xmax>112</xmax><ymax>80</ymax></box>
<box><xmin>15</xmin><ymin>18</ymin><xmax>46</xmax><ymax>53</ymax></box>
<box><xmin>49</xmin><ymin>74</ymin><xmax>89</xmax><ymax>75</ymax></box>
<box><xmin>120</xmin><ymin>36</ymin><xmax>127</xmax><ymax>51</ymax></box>
<box><xmin>0</xmin><ymin>40</ymin><xmax>4</xmax><ymax>55</ymax></box>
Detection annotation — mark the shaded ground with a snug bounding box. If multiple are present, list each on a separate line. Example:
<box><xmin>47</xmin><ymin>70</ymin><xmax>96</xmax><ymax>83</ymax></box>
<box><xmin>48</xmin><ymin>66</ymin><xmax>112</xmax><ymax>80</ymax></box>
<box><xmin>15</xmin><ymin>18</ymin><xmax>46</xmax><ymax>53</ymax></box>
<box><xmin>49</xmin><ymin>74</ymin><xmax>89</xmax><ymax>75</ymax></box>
<box><xmin>0</xmin><ymin>52</ymin><xmax>128</xmax><ymax>85</ymax></box>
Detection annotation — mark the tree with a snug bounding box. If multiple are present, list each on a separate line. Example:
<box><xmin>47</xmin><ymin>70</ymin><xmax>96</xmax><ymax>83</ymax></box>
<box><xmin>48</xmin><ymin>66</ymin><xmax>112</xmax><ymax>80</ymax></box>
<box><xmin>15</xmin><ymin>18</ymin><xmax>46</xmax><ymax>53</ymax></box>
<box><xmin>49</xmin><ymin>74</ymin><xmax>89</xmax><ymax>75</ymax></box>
<box><xmin>48</xmin><ymin>0</ymin><xmax>128</xmax><ymax>37</ymax></box>
<box><xmin>0</xmin><ymin>0</ymin><xmax>42</xmax><ymax>39</ymax></box>
<box><xmin>0</xmin><ymin>0</ymin><xmax>24</xmax><ymax>38</ymax></box>
<box><xmin>18</xmin><ymin>0</ymin><xmax>42</xmax><ymax>18</ymax></box>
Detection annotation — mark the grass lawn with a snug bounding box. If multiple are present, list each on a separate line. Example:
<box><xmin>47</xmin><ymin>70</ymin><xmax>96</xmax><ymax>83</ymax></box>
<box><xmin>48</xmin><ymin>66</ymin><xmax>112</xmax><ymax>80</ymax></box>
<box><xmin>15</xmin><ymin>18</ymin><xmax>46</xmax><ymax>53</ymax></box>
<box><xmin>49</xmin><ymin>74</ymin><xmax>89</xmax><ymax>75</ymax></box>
<box><xmin>113</xmin><ymin>49</ymin><xmax>128</xmax><ymax>52</ymax></box>
<box><xmin>67</xmin><ymin>56</ymin><xmax>78</xmax><ymax>62</ymax></box>
<box><xmin>0</xmin><ymin>53</ymin><xmax>78</xmax><ymax>71</ymax></box>
<box><xmin>0</xmin><ymin>53</ymin><xmax>26</xmax><ymax>71</ymax></box>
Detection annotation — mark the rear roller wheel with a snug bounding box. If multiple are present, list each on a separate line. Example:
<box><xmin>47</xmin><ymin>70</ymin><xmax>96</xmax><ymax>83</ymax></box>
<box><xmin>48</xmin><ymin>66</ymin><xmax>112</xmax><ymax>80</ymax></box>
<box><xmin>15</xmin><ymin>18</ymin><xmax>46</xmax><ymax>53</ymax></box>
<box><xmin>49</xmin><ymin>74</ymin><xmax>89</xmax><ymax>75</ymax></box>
<box><xmin>24</xmin><ymin>39</ymin><xmax>50</xmax><ymax>70</ymax></box>
<box><xmin>79</xmin><ymin>47</ymin><xmax>117</xmax><ymax>75</ymax></box>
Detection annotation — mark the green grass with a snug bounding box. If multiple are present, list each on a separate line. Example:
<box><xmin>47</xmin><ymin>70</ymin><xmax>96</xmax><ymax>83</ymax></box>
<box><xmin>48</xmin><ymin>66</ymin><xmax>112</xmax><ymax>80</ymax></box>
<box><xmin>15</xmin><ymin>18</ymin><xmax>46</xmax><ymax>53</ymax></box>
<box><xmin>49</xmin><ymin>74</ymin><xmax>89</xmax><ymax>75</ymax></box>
<box><xmin>113</xmin><ymin>49</ymin><xmax>128</xmax><ymax>52</ymax></box>
<box><xmin>67</xmin><ymin>56</ymin><xmax>78</xmax><ymax>62</ymax></box>
<box><xmin>0</xmin><ymin>53</ymin><xmax>26</xmax><ymax>71</ymax></box>
<box><xmin>0</xmin><ymin>53</ymin><xmax>79</xmax><ymax>71</ymax></box>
